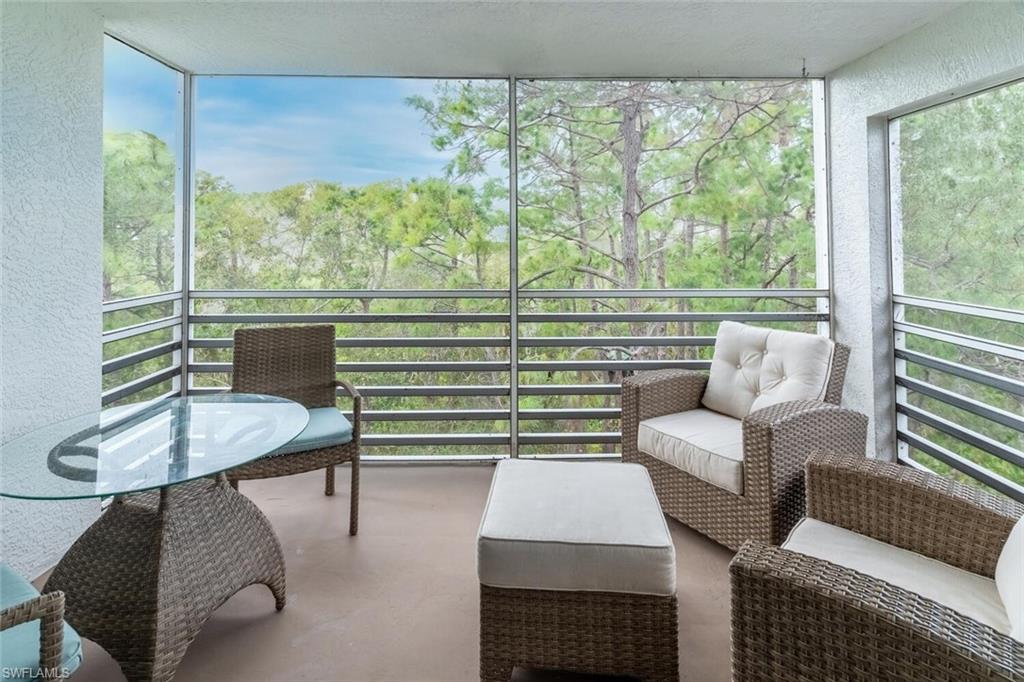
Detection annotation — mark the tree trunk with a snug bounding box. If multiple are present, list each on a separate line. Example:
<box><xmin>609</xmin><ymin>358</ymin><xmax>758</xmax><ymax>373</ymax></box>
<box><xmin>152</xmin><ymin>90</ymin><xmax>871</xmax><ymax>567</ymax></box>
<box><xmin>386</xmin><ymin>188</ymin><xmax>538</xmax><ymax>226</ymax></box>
<box><xmin>718</xmin><ymin>220</ymin><xmax>731</xmax><ymax>281</ymax></box>
<box><xmin>618</xmin><ymin>91</ymin><xmax>643</xmax><ymax>339</ymax></box>
<box><xmin>619</xmin><ymin>97</ymin><xmax>642</xmax><ymax>293</ymax></box>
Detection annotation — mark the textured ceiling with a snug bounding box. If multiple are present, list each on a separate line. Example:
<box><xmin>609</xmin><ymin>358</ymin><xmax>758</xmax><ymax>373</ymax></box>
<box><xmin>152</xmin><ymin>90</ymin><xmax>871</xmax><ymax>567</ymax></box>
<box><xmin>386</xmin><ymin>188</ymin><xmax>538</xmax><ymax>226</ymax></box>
<box><xmin>92</xmin><ymin>1</ymin><xmax>961</xmax><ymax>77</ymax></box>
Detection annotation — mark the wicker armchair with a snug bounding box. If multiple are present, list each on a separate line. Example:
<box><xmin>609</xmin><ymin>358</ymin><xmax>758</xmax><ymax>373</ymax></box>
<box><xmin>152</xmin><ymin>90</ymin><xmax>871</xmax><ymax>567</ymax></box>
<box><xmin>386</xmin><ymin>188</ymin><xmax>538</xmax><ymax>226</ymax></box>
<box><xmin>622</xmin><ymin>323</ymin><xmax>868</xmax><ymax>551</ymax></box>
<box><xmin>1</xmin><ymin>564</ymin><xmax>82</xmax><ymax>679</ymax></box>
<box><xmin>227</xmin><ymin>325</ymin><xmax>361</xmax><ymax>535</ymax></box>
<box><xmin>731</xmin><ymin>453</ymin><xmax>1024</xmax><ymax>681</ymax></box>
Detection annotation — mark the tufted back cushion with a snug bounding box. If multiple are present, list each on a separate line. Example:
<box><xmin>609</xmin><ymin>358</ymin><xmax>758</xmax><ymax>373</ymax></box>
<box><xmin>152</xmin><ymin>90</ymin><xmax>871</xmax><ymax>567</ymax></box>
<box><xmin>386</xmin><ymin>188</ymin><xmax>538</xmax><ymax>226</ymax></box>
<box><xmin>700</xmin><ymin>321</ymin><xmax>835</xmax><ymax>420</ymax></box>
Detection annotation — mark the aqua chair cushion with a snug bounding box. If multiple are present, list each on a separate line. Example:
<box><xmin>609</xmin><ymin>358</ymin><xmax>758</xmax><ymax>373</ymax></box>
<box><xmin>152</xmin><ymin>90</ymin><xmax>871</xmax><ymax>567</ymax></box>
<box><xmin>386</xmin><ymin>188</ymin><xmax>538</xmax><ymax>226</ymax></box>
<box><xmin>273</xmin><ymin>407</ymin><xmax>353</xmax><ymax>455</ymax></box>
<box><xmin>0</xmin><ymin>564</ymin><xmax>83</xmax><ymax>678</ymax></box>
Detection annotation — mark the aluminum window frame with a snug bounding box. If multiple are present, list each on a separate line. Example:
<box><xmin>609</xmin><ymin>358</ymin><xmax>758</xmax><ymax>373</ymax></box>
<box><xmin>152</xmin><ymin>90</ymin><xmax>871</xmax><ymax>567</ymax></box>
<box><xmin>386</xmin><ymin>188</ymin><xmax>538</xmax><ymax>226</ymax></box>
<box><xmin>886</xmin><ymin>80</ymin><xmax>1024</xmax><ymax>502</ymax></box>
<box><xmin>101</xmin><ymin>45</ymin><xmax>833</xmax><ymax>460</ymax></box>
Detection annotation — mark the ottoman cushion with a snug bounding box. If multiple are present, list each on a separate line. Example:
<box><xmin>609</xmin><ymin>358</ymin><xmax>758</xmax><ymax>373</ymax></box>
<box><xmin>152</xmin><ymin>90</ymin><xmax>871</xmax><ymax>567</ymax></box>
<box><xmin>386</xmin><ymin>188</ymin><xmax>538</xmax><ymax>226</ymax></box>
<box><xmin>477</xmin><ymin>460</ymin><xmax>676</xmax><ymax>596</ymax></box>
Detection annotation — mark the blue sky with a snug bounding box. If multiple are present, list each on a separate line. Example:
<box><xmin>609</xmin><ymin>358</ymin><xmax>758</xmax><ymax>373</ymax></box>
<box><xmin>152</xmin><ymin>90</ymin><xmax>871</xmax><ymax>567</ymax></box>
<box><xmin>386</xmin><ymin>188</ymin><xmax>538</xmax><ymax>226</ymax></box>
<box><xmin>104</xmin><ymin>37</ymin><xmax>491</xmax><ymax>193</ymax></box>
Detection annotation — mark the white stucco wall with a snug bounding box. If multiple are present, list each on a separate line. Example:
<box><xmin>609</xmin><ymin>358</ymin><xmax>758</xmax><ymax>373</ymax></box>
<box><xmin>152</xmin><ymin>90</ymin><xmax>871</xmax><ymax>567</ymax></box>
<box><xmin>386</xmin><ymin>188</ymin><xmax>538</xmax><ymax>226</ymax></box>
<box><xmin>827</xmin><ymin>2</ymin><xmax>1024</xmax><ymax>459</ymax></box>
<box><xmin>1</xmin><ymin>2</ymin><xmax>105</xmax><ymax>578</ymax></box>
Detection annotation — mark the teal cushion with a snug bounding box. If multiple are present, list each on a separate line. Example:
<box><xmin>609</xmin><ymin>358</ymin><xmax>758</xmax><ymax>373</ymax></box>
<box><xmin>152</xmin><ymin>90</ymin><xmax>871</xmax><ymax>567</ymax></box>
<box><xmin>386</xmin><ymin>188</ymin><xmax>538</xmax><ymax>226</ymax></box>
<box><xmin>273</xmin><ymin>407</ymin><xmax>353</xmax><ymax>455</ymax></box>
<box><xmin>0</xmin><ymin>564</ymin><xmax>83</xmax><ymax>678</ymax></box>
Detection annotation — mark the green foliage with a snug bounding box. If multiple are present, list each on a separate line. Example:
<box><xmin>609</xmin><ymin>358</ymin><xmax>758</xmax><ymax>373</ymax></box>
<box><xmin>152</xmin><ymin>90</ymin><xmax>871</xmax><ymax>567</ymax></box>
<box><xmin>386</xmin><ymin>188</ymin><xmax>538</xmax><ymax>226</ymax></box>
<box><xmin>895</xmin><ymin>81</ymin><xmax>1024</xmax><ymax>490</ymax></box>
<box><xmin>102</xmin><ymin>78</ymin><xmax>1022</xmax><ymax>480</ymax></box>
<box><xmin>103</xmin><ymin>131</ymin><xmax>176</xmax><ymax>300</ymax></box>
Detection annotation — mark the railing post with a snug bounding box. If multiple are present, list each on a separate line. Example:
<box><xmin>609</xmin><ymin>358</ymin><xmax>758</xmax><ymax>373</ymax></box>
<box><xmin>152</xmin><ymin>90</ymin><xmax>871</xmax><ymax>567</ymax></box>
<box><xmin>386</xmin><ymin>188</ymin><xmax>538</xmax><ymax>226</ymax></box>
<box><xmin>178</xmin><ymin>71</ymin><xmax>195</xmax><ymax>397</ymax></box>
<box><xmin>509</xmin><ymin>76</ymin><xmax>519</xmax><ymax>458</ymax></box>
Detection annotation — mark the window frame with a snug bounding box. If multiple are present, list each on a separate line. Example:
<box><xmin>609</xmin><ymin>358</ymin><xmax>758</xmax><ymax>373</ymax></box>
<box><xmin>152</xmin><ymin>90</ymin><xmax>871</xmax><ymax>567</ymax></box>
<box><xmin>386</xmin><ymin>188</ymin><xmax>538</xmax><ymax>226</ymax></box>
<box><xmin>886</xmin><ymin>77</ymin><xmax>1024</xmax><ymax>502</ymax></box>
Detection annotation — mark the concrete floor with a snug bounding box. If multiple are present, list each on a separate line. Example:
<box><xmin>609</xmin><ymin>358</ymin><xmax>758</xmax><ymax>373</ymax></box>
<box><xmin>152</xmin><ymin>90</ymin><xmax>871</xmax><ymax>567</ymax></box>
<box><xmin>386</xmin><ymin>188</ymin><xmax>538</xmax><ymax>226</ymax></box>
<box><xmin>70</xmin><ymin>464</ymin><xmax>734</xmax><ymax>682</ymax></box>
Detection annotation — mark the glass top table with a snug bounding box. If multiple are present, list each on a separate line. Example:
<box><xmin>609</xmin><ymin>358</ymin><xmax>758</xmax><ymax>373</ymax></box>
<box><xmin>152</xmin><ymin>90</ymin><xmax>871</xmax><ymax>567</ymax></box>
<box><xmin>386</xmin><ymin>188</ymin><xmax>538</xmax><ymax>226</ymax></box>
<box><xmin>0</xmin><ymin>393</ymin><xmax>309</xmax><ymax>500</ymax></box>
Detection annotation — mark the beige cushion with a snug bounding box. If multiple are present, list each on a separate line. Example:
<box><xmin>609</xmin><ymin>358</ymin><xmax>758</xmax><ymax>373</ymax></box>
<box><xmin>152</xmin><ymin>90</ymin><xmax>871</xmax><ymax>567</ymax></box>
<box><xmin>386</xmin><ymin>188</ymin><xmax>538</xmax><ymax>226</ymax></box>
<box><xmin>477</xmin><ymin>460</ymin><xmax>676</xmax><ymax>596</ymax></box>
<box><xmin>701</xmin><ymin>321</ymin><xmax>835</xmax><ymax>419</ymax></box>
<box><xmin>637</xmin><ymin>409</ymin><xmax>744</xmax><ymax>494</ymax></box>
<box><xmin>996</xmin><ymin>515</ymin><xmax>1024</xmax><ymax>642</ymax></box>
<box><xmin>784</xmin><ymin>518</ymin><xmax>1012</xmax><ymax>637</ymax></box>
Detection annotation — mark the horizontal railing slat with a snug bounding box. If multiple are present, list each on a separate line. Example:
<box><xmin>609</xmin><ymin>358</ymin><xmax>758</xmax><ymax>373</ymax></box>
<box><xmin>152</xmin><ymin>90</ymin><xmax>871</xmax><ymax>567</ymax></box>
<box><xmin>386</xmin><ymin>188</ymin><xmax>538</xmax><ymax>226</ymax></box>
<box><xmin>102</xmin><ymin>316</ymin><xmax>180</xmax><ymax>343</ymax></box>
<box><xmin>895</xmin><ymin>375</ymin><xmax>1024</xmax><ymax>434</ymax></box>
<box><xmin>519</xmin><ymin>432</ymin><xmax>620</xmax><ymax>444</ymax></box>
<box><xmin>895</xmin><ymin>321</ymin><xmax>1024</xmax><ymax>362</ymax></box>
<box><xmin>520</xmin><ymin>360</ymin><xmax>708</xmax><ymax>371</ymax></box>
<box><xmin>520</xmin><ymin>311</ymin><xmax>825</xmax><ymax>323</ymax></box>
<box><xmin>189</xmin><ymin>361</ymin><xmax>510</xmax><ymax>374</ymax></box>
<box><xmin>362</xmin><ymin>433</ymin><xmax>510</xmax><ymax>446</ymax></box>
<box><xmin>521</xmin><ymin>288</ymin><xmax>828</xmax><ymax>299</ymax></box>
<box><xmin>191</xmin><ymin>288</ymin><xmax>828</xmax><ymax>301</ymax></box>
<box><xmin>357</xmin><ymin>409</ymin><xmax>508</xmax><ymax>422</ymax></box>
<box><xmin>191</xmin><ymin>311</ymin><xmax>825</xmax><ymax>325</ymax></box>
<box><xmin>519</xmin><ymin>384</ymin><xmax>620</xmax><ymax>395</ymax></box>
<box><xmin>895</xmin><ymin>349</ymin><xmax>1024</xmax><ymax>397</ymax></box>
<box><xmin>102</xmin><ymin>290</ymin><xmax>181</xmax><ymax>313</ymax></box>
<box><xmin>897</xmin><ymin>430</ymin><xmax>1024</xmax><ymax>503</ymax></box>
<box><xmin>101</xmin><ymin>365</ymin><xmax>180</xmax><ymax>406</ymax></box>
<box><xmin>894</xmin><ymin>295</ymin><xmax>1024</xmax><ymax>325</ymax></box>
<box><xmin>519</xmin><ymin>408</ymin><xmax>619</xmax><ymax>420</ymax></box>
<box><xmin>521</xmin><ymin>336</ymin><xmax>714</xmax><ymax>347</ymax></box>
<box><xmin>191</xmin><ymin>335</ymin><xmax>714</xmax><ymax>349</ymax></box>
<box><xmin>897</xmin><ymin>403</ymin><xmax>1024</xmax><ymax>469</ymax></box>
<box><xmin>349</xmin><ymin>408</ymin><xmax>621</xmax><ymax>422</ymax></box>
<box><xmin>189</xmin><ymin>360</ymin><xmax>709</xmax><ymax>374</ymax></box>
<box><xmin>191</xmin><ymin>313</ymin><xmax>509</xmax><ymax>324</ymax></box>
<box><xmin>102</xmin><ymin>340</ymin><xmax>181</xmax><ymax>375</ymax></box>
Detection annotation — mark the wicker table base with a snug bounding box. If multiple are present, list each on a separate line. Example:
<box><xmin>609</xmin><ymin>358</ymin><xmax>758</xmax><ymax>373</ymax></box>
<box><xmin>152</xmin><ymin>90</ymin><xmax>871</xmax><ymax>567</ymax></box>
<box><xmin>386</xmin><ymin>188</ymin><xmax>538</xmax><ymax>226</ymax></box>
<box><xmin>44</xmin><ymin>476</ymin><xmax>286</xmax><ymax>682</ymax></box>
<box><xmin>480</xmin><ymin>584</ymin><xmax>679</xmax><ymax>682</ymax></box>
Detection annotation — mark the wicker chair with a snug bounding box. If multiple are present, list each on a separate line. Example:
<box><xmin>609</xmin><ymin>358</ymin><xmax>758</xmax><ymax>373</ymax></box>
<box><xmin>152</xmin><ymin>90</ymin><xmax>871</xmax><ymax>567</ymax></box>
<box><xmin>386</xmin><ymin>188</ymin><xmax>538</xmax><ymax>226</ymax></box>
<box><xmin>1</xmin><ymin>564</ymin><xmax>82</xmax><ymax>679</ymax></box>
<box><xmin>227</xmin><ymin>325</ymin><xmax>361</xmax><ymax>535</ymax></box>
<box><xmin>731</xmin><ymin>453</ymin><xmax>1024</xmax><ymax>681</ymax></box>
<box><xmin>621</xmin><ymin>322</ymin><xmax>868</xmax><ymax>551</ymax></box>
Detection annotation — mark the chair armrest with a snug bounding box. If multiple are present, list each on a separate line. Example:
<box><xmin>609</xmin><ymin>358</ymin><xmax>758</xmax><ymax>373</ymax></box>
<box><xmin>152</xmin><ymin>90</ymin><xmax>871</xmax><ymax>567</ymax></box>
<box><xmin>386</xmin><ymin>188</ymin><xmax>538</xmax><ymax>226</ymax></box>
<box><xmin>620</xmin><ymin>369</ymin><xmax>708</xmax><ymax>458</ymax></box>
<box><xmin>806</xmin><ymin>453</ymin><xmax>1023</xmax><ymax>577</ymax></box>
<box><xmin>621</xmin><ymin>369</ymin><xmax>708</xmax><ymax>422</ymax></box>
<box><xmin>0</xmin><ymin>590</ymin><xmax>66</xmax><ymax>674</ymax></box>
<box><xmin>741</xmin><ymin>400</ymin><xmax>868</xmax><ymax>543</ymax></box>
<box><xmin>335</xmin><ymin>379</ymin><xmax>362</xmax><ymax>437</ymax></box>
<box><xmin>730</xmin><ymin>541</ymin><xmax>1024</xmax><ymax>682</ymax></box>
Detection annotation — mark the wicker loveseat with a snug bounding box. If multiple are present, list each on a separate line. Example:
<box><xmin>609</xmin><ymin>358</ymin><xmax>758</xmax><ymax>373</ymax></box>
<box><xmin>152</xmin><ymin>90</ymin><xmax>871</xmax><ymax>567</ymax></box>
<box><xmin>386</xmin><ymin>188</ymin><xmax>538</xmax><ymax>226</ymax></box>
<box><xmin>622</xmin><ymin>321</ymin><xmax>868</xmax><ymax>551</ymax></box>
<box><xmin>731</xmin><ymin>453</ymin><xmax>1024</xmax><ymax>681</ymax></box>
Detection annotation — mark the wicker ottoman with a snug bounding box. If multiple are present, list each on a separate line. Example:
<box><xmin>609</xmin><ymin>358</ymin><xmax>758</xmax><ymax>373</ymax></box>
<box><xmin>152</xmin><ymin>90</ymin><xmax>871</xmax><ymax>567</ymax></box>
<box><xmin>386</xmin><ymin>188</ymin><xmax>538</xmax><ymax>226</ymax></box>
<box><xmin>477</xmin><ymin>460</ymin><xmax>679</xmax><ymax>682</ymax></box>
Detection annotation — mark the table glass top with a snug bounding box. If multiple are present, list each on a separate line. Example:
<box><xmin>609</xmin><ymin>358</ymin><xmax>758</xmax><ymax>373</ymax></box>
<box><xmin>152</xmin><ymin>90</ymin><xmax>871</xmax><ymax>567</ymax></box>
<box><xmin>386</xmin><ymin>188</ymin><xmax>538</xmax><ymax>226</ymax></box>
<box><xmin>0</xmin><ymin>394</ymin><xmax>309</xmax><ymax>500</ymax></box>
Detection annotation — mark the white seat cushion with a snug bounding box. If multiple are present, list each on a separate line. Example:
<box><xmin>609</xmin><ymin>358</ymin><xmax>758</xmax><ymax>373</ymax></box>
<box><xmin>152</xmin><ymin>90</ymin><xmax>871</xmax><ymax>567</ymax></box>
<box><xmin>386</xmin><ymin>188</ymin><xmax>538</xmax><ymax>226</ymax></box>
<box><xmin>995</xmin><ymin>515</ymin><xmax>1024</xmax><ymax>642</ymax></box>
<box><xmin>637</xmin><ymin>409</ymin><xmax>744</xmax><ymax>494</ymax></box>
<box><xmin>477</xmin><ymin>459</ymin><xmax>676</xmax><ymax>596</ymax></box>
<box><xmin>784</xmin><ymin>518</ymin><xmax>1012</xmax><ymax>637</ymax></box>
<box><xmin>701</xmin><ymin>321</ymin><xmax>835</xmax><ymax>419</ymax></box>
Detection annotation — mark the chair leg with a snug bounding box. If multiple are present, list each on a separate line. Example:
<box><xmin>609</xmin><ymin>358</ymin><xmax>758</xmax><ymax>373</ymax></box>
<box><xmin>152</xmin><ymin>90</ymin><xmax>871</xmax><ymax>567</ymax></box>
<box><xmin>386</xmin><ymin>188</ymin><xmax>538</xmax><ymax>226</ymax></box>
<box><xmin>349</xmin><ymin>457</ymin><xmax>360</xmax><ymax>536</ymax></box>
<box><xmin>325</xmin><ymin>465</ymin><xmax>335</xmax><ymax>496</ymax></box>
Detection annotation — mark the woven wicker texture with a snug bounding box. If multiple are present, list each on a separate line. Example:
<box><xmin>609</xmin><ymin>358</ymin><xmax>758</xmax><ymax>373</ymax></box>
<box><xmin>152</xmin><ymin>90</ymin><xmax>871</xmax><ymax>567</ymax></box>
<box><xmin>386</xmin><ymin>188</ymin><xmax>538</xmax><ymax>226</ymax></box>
<box><xmin>228</xmin><ymin>325</ymin><xmax>361</xmax><ymax>535</ymax></box>
<box><xmin>806</xmin><ymin>452</ymin><xmax>1023</xmax><ymax>577</ymax></box>
<box><xmin>479</xmin><ymin>585</ymin><xmax>678</xmax><ymax>682</ymax></box>
<box><xmin>44</xmin><ymin>477</ymin><xmax>286</xmax><ymax>682</ymax></box>
<box><xmin>731</xmin><ymin>453</ymin><xmax>1024</xmax><ymax>682</ymax></box>
<box><xmin>0</xmin><ymin>590</ymin><xmax>66</xmax><ymax>677</ymax></box>
<box><xmin>622</xmin><ymin>344</ymin><xmax>867</xmax><ymax>551</ymax></box>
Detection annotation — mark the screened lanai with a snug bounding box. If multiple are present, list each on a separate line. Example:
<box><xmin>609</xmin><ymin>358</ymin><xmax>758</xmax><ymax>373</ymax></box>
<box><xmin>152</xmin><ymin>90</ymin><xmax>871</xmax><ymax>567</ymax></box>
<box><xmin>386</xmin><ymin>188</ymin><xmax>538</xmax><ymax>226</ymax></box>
<box><xmin>2</xmin><ymin>2</ymin><xmax>1022</xmax><ymax>682</ymax></box>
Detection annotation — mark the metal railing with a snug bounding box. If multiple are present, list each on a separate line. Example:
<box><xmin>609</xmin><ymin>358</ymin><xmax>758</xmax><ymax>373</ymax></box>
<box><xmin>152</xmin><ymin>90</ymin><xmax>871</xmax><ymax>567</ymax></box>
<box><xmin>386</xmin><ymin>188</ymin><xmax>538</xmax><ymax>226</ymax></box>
<box><xmin>186</xmin><ymin>288</ymin><xmax>828</xmax><ymax>458</ymax></box>
<box><xmin>101</xmin><ymin>290</ymin><xmax>184</xmax><ymax>407</ymax></box>
<box><xmin>102</xmin><ymin>287</ymin><xmax>831</xmax><ymax>459</ymax></box>
<box><xmin>892</xmin><ymin>294</ymin><xmax>1024</xmax><ymax>502</ymax></box>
